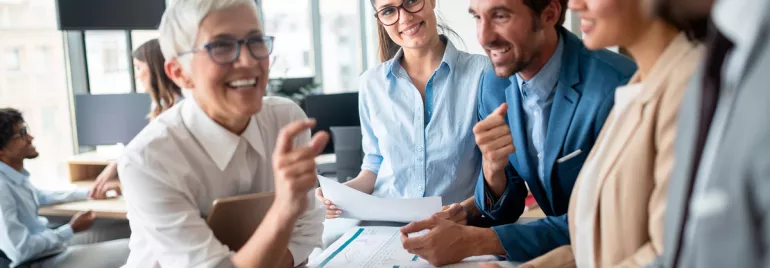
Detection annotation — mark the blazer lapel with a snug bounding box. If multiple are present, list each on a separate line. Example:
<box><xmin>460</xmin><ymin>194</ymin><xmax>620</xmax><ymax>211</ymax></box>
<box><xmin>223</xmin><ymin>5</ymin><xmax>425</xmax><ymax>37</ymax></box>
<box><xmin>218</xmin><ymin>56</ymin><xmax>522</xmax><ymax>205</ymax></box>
<box><xmin>542</xmin><ymin>33</ymin><xmax>581</xmax><ymax>211</ymax></box>
<box><xmin>594</xmin><ymin>34</ymin><xmax>696</xmax><ymax>192</ymax></box>
<box><xmin>592</xmin><ymin>93</ymin><xmax>642</xmax><ymax>187</ymax></box>
<box><xmin>665</xmin><ymin>72</ymin><xmax>702</xmax><ymax>268</ymax></box>
<box><xmin>737</xmin><ymin>10</ymin><xmax>770</xmax><ymax>88</ymax></box>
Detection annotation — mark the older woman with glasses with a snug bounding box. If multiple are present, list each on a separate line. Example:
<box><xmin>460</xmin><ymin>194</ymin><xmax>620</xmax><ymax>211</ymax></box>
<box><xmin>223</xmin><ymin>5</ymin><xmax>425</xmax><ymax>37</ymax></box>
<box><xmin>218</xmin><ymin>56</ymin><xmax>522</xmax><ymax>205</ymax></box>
<box><xmin>316</xmin><ymin>0</ymin><xmax>489</xmax><ymax>224</ymax></box>
<box><xmin>117</xmin><ymin>0</ymin><xmax>326</xmax><ymax>267</ymax></box>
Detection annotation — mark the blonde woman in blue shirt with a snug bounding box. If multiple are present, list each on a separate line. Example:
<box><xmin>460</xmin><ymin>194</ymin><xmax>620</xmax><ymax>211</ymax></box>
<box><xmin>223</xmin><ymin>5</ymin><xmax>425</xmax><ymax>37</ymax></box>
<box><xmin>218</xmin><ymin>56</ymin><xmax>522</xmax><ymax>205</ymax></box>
<box><xmin>316</xmin><ymin>0</ymin><xmax>488</xmax><ymax>222</ymax></box>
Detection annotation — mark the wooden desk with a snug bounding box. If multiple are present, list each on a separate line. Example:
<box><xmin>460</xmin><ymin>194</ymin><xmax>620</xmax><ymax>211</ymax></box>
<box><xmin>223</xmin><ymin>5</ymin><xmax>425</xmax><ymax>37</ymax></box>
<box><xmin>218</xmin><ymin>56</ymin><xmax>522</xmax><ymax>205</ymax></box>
<box><xmin>68</xmin><ymin>151</ymin><xmax>113</xmax><ymax>183</ymax></box>
<box><xmin>38</xmin><ymin>198</ymin><xmax>127</xmax><ymax>220</ymax></box>
<box><xmin>40</xmin><ymin>152</ymin><xmax>128</xmax><ymax>220</ymax></box>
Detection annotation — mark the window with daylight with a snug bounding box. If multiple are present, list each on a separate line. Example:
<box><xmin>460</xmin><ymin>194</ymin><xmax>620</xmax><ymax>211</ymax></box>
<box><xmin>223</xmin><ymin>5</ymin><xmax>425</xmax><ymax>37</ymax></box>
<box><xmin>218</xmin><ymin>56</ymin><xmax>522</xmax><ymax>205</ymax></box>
<box><xmin>0</xmin><ymin>0</ymin><xmax>76</xmax><ymax>186</ymax></box>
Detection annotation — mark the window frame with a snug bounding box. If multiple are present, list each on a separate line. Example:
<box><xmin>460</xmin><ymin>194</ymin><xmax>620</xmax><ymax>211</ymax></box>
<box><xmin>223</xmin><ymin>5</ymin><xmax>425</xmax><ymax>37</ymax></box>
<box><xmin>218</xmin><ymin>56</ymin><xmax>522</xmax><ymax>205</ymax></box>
<box><xmin>63</xmin><ymin>0</ymin><xmax>373</xmax><ymax>95</ymax></box>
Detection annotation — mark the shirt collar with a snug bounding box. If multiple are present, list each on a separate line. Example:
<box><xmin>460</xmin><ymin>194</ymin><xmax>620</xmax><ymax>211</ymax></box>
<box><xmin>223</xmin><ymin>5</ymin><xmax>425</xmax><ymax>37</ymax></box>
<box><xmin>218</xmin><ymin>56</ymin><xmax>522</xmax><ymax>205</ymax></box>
<box><xmin>514</xmin><ymin>35</ymin><xmax>564</xmax><ymax>100</ymax></box>
<box><xmin>0</xmin><ymin>161</ymin><xmax>29</xmax><ymax>185</ymax></box>
<box><xmin>712</xmin><ymin>0</ymin><xmax>767</xmax><ymax>49</ymax></box>
<box><xmin>385</xmin><ymin>35</ymin><xmax>457</xmax><ymax>78</ymax></box>
<box><xmin>181</xmin><ymin>98</ymin><xmax>266</xmax><ymax>171</ymax></box>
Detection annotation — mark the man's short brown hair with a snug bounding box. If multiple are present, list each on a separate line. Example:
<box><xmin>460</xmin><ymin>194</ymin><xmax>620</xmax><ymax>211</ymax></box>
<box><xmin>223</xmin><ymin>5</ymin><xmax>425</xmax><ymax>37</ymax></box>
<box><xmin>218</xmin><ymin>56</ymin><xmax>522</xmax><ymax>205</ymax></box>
<box><xmin>525</xmin><ymin>0</ymin><xmax>568</xmax><ymax>28</ymax></box>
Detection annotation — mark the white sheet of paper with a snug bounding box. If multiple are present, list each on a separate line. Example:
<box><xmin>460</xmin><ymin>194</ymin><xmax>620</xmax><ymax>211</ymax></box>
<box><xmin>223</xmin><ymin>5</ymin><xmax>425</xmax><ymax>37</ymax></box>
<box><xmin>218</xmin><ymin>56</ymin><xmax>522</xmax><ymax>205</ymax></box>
<box><xmin>318</xmin><ymin>176</ymin><xmax>442</xmax><ymax>223</ymax></box>
<box><xmin>308</xmin><ymin>227</ymin><xmax>518</xmax><ymax>268</ymax></box>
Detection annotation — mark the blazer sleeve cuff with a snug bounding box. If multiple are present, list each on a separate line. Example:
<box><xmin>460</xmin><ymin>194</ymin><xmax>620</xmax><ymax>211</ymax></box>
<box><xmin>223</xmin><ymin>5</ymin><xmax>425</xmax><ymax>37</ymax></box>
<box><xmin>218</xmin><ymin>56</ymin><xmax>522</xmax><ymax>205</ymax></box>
<box><xmin>490</xmin><ymin>215</ymin><xmax>571</xmax><ymax>262</ymax></box>
<box><xmin>475</xmin><ymin>164</ymin><xmax>525</xmax><ymax>222</ymax></box>
<box><xmin>483</xmin><ymin>181</ymin><xmax>512</xmax><ymax>214</ymax></box>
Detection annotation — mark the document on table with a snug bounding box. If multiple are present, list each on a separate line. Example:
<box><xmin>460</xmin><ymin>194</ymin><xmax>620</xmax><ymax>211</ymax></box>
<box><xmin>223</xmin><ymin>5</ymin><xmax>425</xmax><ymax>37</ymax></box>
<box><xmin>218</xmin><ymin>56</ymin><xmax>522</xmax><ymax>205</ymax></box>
<box><xmin>308</xmin><ymin>227</ymin><xmax>518</xmax><ymax>268</ymax></box>
<box><xmin>318</xmin><ymin>176</ymin><xmax>442</xmax><ymax>223</ymax></box>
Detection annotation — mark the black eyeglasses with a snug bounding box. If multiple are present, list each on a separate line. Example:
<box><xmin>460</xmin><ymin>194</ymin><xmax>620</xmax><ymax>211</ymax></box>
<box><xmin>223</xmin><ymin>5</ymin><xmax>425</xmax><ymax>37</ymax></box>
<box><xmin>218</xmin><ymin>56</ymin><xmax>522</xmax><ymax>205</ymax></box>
<box><xmin>12</xmin><ymin>125</ymin><xmax>29</xmax><ymax>140</ymax></box>
<box><xmin>178</xmin><ymin>35</ymin><xmax>275</xmax><ymax>64</ymax></box>
<box><xmin>374</xmin><ymin>0</ymin><xmax>426</xmax><ymax>26</ymax></box>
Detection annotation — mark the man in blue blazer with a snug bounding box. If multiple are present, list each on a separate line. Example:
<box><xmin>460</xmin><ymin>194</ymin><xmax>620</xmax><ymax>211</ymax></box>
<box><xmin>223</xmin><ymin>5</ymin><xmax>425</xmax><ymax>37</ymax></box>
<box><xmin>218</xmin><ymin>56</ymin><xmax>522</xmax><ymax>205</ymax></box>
<box><xmin>400</xmin><ymin>0</ymin><xmax>636</xmax><ymax>266</ymax></box>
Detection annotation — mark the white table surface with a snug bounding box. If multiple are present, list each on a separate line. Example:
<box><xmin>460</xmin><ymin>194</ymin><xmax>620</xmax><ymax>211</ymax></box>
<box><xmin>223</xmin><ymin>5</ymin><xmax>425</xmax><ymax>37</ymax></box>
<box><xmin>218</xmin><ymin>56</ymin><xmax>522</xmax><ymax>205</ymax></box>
<box><xmin>309</xmin><ymin>216</ymin><xmax>539</xmax><ymax>266</ymax></box>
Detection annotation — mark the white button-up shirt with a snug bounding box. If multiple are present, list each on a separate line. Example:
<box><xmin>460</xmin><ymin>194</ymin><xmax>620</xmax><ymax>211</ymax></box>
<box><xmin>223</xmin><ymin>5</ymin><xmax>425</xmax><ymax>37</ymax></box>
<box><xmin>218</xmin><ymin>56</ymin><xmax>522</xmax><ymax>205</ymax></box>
<box><xmin>118</xmin><ymin>97</ymin><xmax>324</xmax><ymax>268</ymax></box>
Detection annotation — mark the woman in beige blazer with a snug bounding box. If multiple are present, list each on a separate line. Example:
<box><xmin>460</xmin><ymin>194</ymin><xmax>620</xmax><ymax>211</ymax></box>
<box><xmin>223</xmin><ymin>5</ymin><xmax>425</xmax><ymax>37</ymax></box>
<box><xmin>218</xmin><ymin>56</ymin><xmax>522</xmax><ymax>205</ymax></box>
<box><xmin>510</xmin><ymin>0</ymin><xmax>708</xmax><ymax>267</ymax></box>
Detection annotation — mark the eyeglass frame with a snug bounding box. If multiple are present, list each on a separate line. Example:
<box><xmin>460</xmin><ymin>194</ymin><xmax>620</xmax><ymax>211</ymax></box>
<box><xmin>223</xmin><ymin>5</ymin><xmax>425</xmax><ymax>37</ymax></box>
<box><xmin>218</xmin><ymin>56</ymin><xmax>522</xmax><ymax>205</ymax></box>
<box><xmin>373</xmin><ymin>0</ymin><xmax>426</xmax><ymax>26</ymax></box>
<box><xmin>11</xmin><ymin>125</ymin><xmax>30</xmax><ymax>140</ymax></box>
<box><xmin>176</xmin><ymin>35</ymin><xmax>276</xmax><ymax>65</ymax></box>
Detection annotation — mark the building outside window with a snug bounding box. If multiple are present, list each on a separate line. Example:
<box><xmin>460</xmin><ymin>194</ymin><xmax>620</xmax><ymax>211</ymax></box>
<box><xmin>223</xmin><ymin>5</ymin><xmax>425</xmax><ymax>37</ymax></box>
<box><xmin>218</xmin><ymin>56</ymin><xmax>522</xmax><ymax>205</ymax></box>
<box><xmin>0</xmin><ymin>0</ymin><xmax>75</xmax><ymax>186</ymax></box>
<box><xmin>3</xmin><ymin>48</ymin><xmax>21</xmax><ymax>71</ymax></box>
<box><xmin>262</xmin><ymin>0</ymin><xmax>315</xmax><ymax>78</ymax></box>
<box><xmin>319</xmin><ymin>0</ymin><xmax>364</xmax><ymax>93</ymax></box>
<box><xmin>85</xmin><ymin>31</ymin><xmax>132</xmax><ymax>95</ymax></box>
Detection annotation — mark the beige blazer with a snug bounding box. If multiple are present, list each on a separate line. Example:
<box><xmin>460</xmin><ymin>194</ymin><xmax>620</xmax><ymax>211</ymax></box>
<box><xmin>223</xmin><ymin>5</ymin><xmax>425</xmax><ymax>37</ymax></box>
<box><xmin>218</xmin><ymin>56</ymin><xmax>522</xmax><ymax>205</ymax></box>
<box><xmin>523</xmin><ymin>33</ymin><xmax>704</xmax><ymax>268</ymax></box>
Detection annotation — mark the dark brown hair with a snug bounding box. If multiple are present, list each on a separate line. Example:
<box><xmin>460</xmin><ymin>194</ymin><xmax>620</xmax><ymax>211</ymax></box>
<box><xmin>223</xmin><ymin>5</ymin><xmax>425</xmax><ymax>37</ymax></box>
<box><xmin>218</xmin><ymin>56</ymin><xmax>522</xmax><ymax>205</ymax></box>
<box><xmin>132</xmin><ymin>39</ymin><xmax>182</xmax><ymax>119</ymax></box>
<box><xmin>653</xmin><ymin>1</ymin><xmax>709</xmax><ymax>42</ymax></box>
<box><xmin>0</xmin><ymin>108</ymin><xmax>23</xmax><ymax>150</ymax></box>
<box><xmin>524</xmin><ymin>0</ymin><xmax>568</xmax><ymax>29</ymax></box>
<box><xmin>370</xmin><ymin>0</ymin><xmax>461</xmax><ymax>62</ymax></box>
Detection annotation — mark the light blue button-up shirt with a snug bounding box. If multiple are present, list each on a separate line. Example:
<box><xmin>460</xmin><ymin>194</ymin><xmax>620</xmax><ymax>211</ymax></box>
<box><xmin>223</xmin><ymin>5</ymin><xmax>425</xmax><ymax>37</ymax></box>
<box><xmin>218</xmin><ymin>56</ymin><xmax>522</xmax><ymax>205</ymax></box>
<box><xmin>358</xmin><ymin>37</ymin><xmax>488</xmax><ymax>205</ymax></box>
<box><xmin>514</xmin><ymin>37</ymin><xmax>564</xmax><ymax>186</ymax></box>
<box><xmin>0</xmin><ymin>162</ymin><xmax>88</xmax><ymax>266</ymax></box>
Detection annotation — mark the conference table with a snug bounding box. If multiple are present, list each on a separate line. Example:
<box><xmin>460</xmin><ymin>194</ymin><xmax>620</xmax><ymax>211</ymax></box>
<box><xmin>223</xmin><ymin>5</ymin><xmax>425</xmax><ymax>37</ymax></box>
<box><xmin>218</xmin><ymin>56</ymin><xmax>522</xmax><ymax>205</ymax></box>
<box><xmin>320</xmin><ymin>208</ymin><xmax>545</xmax><ymax>249</ymax></box>
<box><xmin>311</xmin><ymin>214</ymin><xmax>543</xmax><ymax>267</ymax></box>
<box><xmin>37</xmin><ymin>179</ymin><xmax>128</xmax><ymax>220</ymax></box>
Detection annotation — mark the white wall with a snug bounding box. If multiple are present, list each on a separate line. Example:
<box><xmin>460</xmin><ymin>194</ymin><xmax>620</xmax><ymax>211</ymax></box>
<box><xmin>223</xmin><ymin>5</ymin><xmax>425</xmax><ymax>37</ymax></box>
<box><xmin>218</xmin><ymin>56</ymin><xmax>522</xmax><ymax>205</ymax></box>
<box><xmin>436</xmin><ymin>0</ymin><xmax>485</xmax><ymax>55</ymax></box>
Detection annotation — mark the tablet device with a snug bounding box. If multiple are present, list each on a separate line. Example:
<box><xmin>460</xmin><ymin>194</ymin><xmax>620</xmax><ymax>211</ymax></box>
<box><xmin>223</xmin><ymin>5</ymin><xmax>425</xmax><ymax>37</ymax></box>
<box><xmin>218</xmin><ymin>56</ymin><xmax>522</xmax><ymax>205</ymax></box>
<box><xmin>206</xmin><ymin>192</ymin><xmax>275</xmax><ymax>251</ymax></box>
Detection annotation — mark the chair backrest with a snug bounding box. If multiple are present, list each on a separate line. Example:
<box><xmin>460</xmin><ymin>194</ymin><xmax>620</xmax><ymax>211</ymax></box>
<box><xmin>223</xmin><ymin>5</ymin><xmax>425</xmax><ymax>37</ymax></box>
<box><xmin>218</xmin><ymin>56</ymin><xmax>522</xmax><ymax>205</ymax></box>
<box><xmin>303</xmin><ymin>93</ymin><xmax>360</xmax><ymax>154</ymax></box>
<box><xmin>330</xmin><ymin>126</ymin><xmax>363</xmax><ymax>182</ymax></box>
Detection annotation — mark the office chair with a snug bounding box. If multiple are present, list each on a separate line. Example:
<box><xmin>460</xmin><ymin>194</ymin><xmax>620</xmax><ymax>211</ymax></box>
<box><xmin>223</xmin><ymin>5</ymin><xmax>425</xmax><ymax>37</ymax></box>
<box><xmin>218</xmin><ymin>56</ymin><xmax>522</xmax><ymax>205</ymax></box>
<box><xmin>302</xmin><ymin>92</ymin><xmax>359</xmax><ymax>155</ymax></box>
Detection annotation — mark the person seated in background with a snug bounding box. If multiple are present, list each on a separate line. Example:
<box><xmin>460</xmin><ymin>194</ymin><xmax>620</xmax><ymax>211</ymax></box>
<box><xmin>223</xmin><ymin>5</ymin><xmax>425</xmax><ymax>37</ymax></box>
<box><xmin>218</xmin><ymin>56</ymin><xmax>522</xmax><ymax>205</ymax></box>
<box><xmin>117</xmin><ymin>0</ymin><xmax>325</xmax><ymax>267</ymax></box>
<box><xmin>0</xmin><ymin>108</ymin><xmax>128</xmax><ymax>268</ymax></box>
<box><xmin>89</xmin><ymin>38</ymin><xmax>184</xmax><ymax>199</ymax></box>
<box><xmin>398</xmin><ymin>0</ymin><xmax>636</xmax><ymax>265</ymax></box>
<box><xmin>508</xmin><ymin>0</ymin><xmax>706</xmax><ymax>265</ymax></box>
<box><xmin>315</xmin><ymin>0</ymin><xmax>488</xmax><ymax>221</ymax></box>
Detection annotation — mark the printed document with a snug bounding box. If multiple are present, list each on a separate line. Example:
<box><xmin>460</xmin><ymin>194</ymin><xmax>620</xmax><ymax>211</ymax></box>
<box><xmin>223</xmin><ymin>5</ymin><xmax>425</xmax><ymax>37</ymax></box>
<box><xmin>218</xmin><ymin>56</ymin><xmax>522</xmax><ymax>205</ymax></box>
<box><xmin>318</xmin><ymin>176</ymin><xmax>442</xmax><ymax>222</ymax></box>
<box><xmin>308</xmin><ymin>227</ymin><xmax>518</xmax><ymax>268</ymax></box>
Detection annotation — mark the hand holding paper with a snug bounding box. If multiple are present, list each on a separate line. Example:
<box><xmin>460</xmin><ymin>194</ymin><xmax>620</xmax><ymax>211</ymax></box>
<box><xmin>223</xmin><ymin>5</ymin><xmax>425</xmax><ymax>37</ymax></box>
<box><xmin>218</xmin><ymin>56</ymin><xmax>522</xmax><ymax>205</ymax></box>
<box><xmin>317</xmin><ymin>176</ymin><xmax>442</xmax><ymax>223</ymax></box>
<box><xmin>315</xmin><ymin>187</ymin><xmax>342</xmax><ymax>219</ymax></box>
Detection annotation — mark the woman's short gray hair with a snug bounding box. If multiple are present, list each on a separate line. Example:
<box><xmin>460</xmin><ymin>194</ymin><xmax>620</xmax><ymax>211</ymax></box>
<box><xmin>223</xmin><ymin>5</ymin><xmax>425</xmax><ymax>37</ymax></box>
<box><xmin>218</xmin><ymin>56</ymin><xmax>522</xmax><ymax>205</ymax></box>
<box><xmin>158</xmin><ymin>0</ymin><xmax>261</xmax><ymax>67</ymax></box>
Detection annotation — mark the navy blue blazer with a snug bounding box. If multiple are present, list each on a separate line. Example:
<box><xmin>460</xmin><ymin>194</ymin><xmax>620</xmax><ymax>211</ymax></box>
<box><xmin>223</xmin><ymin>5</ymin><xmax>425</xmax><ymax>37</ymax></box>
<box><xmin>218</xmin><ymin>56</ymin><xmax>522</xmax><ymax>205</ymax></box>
<box><xmin>473</xmin><ymin>28</ymin><xmax>636</xmax><ymax>262</ymax></box>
